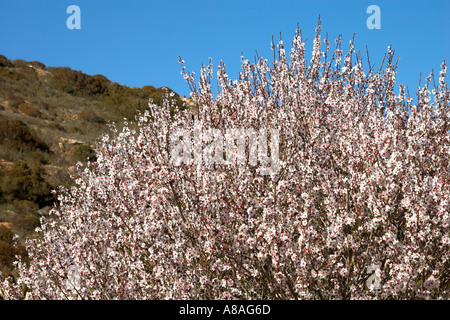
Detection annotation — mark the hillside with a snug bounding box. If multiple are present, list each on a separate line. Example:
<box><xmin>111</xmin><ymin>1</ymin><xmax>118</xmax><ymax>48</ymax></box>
<box><xmin>0</xmin><ymin>54</ymin><xmax>188</xmax><ymax>276</ymax></box>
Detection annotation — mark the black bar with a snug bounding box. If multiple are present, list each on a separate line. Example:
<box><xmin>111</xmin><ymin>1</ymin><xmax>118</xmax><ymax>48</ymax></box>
<box><xmin>0</xmin><ymin>299</ymin><xmax>444</xmax><ymax>319</ymax></box>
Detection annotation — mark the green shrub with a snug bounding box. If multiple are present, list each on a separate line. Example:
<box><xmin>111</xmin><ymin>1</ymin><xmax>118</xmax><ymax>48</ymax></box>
<box><xmin>78</xmin><ymin>109</ymin><xmax>105</xmax><ymax>124</ymax></box>
<box><xmin>0</xmin><ymin>200</ymin><xmax>40</xmax><ymax>236</ymax></box>
<box><xmin>0</xmin><ymin>55</ymin><xmax>13</xmax><ymax>68</ymax></box>
<box><xmin>0</xmin><ymin>115</ymin><xmax>49</xmax><ymax>152</ymax></box>
<box><xmin>48</xmin><ymin>67</ymin><xmax>107</xmax><ymax>96</ymax></box>
<box><xmin>92</xmin><ymin>74</ymin><xmax>110</xmax><ymax>89</ymax></box>
<box><xmin>70</xmin><ymin>144</ymin><xmax>97</xmax><ymax>163</ymax></box>
<box><xmin>69</xmin><ymin>126</ymin><xmax>83</xmax><ymax>133</ymax></box>
<box><xmin>9</xmin><ymin>200</ymin><xmax>38</xmax><ymax>216</ymax></box>
<box><xmin>0</xmin><ymin>239</ymin><xmax>16</xmax><ymax>273</ymax></box>
<box><xmin>103</xmin><ymin>83</ymin><xmax>131</xmax><ymax>107</ymax></box>
<box><xmin>0</xmin><ymin>161</ymin><xmax>53</xmax><ymax>207</ymax></box>
<box><xmin>12</xmin><ymin>59</ymin><xmax>29</xmax><ymax>68</ymax></box>
<box><xmin>0</xmin><ymin>59</ymin><xmax>38</xmax><ymax>83</ymax></box>
<box><xmin>0</xmin><ymin>226</ymin><xmax>14</xmax><ymax>244</ymax></box>
<box><xmin>0</xmin><ymin>225</ymin><xmax>16</xmax><ymax>275</ymax></box>
<box><xmin>15</xmin><ymin>214</ymin><xmax>40</xmax><ymax>233</ymax></box>
<box><xmin>27</xmin><ymin>150</ymin><xmax>50</xmax><ymax>166</ymax></box>
<box><xmin>0</xmin><ymin>226</ymin><xmax>28</xmax><ymax>276</ymax></box>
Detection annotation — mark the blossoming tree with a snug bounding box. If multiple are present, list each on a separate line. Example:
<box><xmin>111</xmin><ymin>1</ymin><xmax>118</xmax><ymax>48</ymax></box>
<box><xmin>1</xmin><ymin>22</ymin><xmax>449</xmax><ymax>299</ymax></box>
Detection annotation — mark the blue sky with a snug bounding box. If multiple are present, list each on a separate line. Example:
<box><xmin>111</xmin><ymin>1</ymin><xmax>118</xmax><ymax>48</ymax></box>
<box><xmin>0</xmin><ymin>0</ymin><xmax>448</xmax><ymax>97</ymax></box>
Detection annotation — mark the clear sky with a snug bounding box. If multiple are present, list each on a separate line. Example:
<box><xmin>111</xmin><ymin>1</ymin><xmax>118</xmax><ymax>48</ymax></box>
<box><xmin>0</xmin><ymin>0</ymin><xmax>448</xmax><ymax>98</ymax></box>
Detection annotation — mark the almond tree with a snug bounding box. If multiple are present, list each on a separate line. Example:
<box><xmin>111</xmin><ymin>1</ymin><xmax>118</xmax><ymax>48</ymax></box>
<box><xmin>1</xmin><ymin>21</ymin><xmax>449</xmax><ymax>299</ymax></box>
